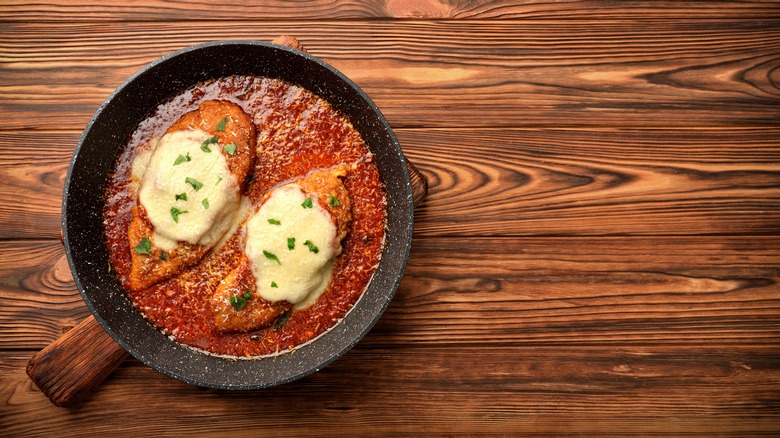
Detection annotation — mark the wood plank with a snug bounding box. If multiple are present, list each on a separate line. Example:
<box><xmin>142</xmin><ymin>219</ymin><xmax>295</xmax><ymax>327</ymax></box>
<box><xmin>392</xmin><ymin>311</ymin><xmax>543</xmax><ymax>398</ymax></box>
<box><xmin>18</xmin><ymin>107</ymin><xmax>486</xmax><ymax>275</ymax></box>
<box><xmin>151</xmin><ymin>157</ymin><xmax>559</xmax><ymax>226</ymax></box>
<box><xmin>3</xmin><ymin>237</ymin><xmax>778</xmax><ymax>350</ymax></box>
<box><xmin>1</xmin><ymin>21</ymin><xmax>779</xmax><ymax>130</ymax></box>
<box><xmin>2</xmin><ymin>128</ymin><xmax>778</xmax><ymax>240</ymax></box>
<box><xmin>0</xmin><ymin>132</ymin><xmax>69</xmax><ymax>240</ymax></box>
<box><xmin>2</xmin><ymin>346</ymin><xmax>779</xmax><ymax>435</ymax></box>
<box><xmin>400</xmin><ymin>127</ymin><xmax>780</xmax><ymax>237</ymax></box>
<box><xmin>1</xmin><ymin>0</ymin><xmax>778</xmax><ymax>21</ymax></box>
<box><xmin>0</xmin><ymin>241</ymin><xmax>89</xmax><ymax>350</ymax></box>
<box><xmin>387</xmin><ymin>235</ymin><xmax>780</xmax><ymax>347</ymax></box>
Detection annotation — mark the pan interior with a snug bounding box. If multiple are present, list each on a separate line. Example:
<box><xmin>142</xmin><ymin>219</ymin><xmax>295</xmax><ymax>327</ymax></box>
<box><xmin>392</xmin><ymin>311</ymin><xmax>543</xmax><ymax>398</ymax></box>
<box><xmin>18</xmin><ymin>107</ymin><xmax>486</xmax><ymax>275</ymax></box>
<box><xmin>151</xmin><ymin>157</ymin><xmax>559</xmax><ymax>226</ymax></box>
<box><xmin>63</xmin><ymin>41</ymin><xmax>413</xmax><ymax>388</ymax></box>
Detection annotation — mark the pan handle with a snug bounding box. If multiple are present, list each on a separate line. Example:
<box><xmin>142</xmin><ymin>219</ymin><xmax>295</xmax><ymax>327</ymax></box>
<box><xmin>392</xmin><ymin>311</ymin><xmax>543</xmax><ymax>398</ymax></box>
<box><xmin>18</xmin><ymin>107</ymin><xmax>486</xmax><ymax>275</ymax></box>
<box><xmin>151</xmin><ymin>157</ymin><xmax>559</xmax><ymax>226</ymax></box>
<box><xmin>272</xmin><ymin>36</ymin><xmax>429</xmax><ymax>208</ymax></box>
<box><xmin>406</xmin><ymin>160</ymin><xmax>428</xmax><ymax>208</ymax></box>
<box><xmin>27</xmin><ymin>315</ymin><xmax>129</xmax><ymax>407</ymax></box>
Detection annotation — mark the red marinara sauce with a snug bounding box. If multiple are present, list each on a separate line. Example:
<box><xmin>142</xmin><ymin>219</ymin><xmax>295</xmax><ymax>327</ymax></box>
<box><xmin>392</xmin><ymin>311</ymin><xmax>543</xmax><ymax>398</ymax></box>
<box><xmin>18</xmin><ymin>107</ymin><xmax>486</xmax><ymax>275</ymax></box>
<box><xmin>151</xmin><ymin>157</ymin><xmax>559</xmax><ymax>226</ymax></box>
<box><xmin>102</xmin><ymin>76</ymin><xmax>387</xmax><ymax>357</ymax></box>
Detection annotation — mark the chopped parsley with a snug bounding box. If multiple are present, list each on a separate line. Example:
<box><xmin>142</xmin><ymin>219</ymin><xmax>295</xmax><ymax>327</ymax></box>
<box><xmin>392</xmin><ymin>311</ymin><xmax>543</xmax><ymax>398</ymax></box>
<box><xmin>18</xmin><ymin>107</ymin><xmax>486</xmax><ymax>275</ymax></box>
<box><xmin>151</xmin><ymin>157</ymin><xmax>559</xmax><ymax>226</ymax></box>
<box><xmin>216</xmin><ymin>117</ymin><xmax>228</xmax><ymax>132</ymax></box>
<box><xmin>159</xmin><ymin>251</ymin><xmax>168</xmax><ymax>261</ymax></box>
<box><xmin>263</xmin><ymin>250</ymin><xmax>281</xmax><ymax>265</ymax></box>
<box><xmin>175</xmin><ymin>192</ymin><xmax>187</xmax><ymax>201</ymax></box>
<box><xmin>304</xmin><ymin>240</ymin><xmax>319</xmax><ymax>254</ymax></box>
<box><xmin>223</xmin><ymin>142</ymin><xmax>236</xmax><ymax>155</ymax></box>
<box><xmin>243</xmin><ymin>291</ymin><xmax>251</xmax><ymax>300</ymax></box>
<box><xmin>287</xmin><ymin>237</ymin><xmax>295</xmax><ymax>250</ymax></box>
<box><xmin>274</xmin><ymin>310</ymin><xmax>292</xmax><ymax>331</ymax></box>
<box><xmin>185</xmin><ymin>177</ymin><xmax>203</xmax><ymax>191</ymax></box>
<box><xmin>329</xmin><ymin>194</ymin><xmax>340</xmax><ymax>207</ymax></box>
<box><xmin>202</xmin><ymin>198</ymin><xmax>209</xmax><ymax>209</ymax></box>
<box><xmin>230</xmin><ymin>295</ymin><xmax>247</xmax><ymax>311</ymax></box>
<box><xmin>200</xmin><ymin>135</ymin><xmax>218</xmax><ymax>152</ymax></box>
<box><xmin>170</xmin><ymin>207</ymin><xmax>188</xmax><ymax>223</ymax></box>
<box><xmin>301</xmin><ymin>197</ymin><xmax>313</xmax><ymax>209</ymax></box>
<box><xmin>174</xmin><ymin>153</ymin><xmax>191</xmax><ymax>166</ymax></box>
<box><xmin>134</xmin><ymin>236</ymin><xmax>152</xmax><ymax>255</ymax></box>
<box><xmin>271</xmin><ymin>281</ymin><xmax>278</xmax><ymax>288</ymax></box>
<box><xmin>268</xmin><ymin>218</ymin><xmax>281</xmax><ymax>225</ymax></box>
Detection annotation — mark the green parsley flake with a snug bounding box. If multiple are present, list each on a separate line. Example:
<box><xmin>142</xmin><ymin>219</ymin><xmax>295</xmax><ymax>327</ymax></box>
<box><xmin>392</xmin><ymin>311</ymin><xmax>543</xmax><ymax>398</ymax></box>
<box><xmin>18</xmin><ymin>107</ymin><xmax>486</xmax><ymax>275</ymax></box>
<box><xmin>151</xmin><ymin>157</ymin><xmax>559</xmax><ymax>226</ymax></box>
<box><xmin>268</xmin><ymin>218</ymin><xmax>281</xmax><ymax>225</ymax></box>
<box><xmin>134</xmin><ymin>236</ymin><xmax>152</xmax><ymax>255</ymax></box>
<box><xmin>200</xmin><ymin>135</ymin><xmax>218</xmax><ymax>152</ymax></box>
<box><xmin>174</xmin><ymin>153</ymin><xmax>191</xmax><ymax>166</ymax></box>
<box><xmin>263</xmin><ymin>250</ymin><xmax>281</xmax><ymax>265</ymax></box>
<box><xmin>216</xmin><ymin>117</ymin><xmax>228</xmax><ymax>132</ymax></box>
<box><xmin>304</xmin><ymin>240</ymin><xmax>319</xmax><ymax>254</ymax></box>
<box><xmin>301</xmin><ymin>197</ymin><xmax>313</xmax><ymax>209</ymax></box>
<box><xmin>159</xmin><ymin>252</ymin><xmax>168</xmax><ymax>261</ymax></box>
<box><xmin>216</xmin><ymin>176</ymin><xmax>223</xmax><ymax>185</ymax></box>
<box><xmin>175</xmin><ymin>192</ymin><xmax>187</xmax><ymax>201</ymax></box>
<box><xmin>287</xmin><ymin>237</ymin><xmax>295</xmax><ymax>250</ymax></box>
<box><xmin>202</xmin><ymin>198</ymin><xmax>209</xmax><ymax>209</ymax></box>
<box><xmin>185</xmin><ymin>177</ymin><xmax>203</xmax><ymax>191</ymax></box>
<box><xmin>243</xmin><ymin>291</ymin><xmax>251</xmax><ymax>300</ymax></box>
<box><xmin>271</xmin><ymin>281</ymin><xmax>278</xmax><ymax>288</ymax></box>
<box><xmin>223</xmin><ymin>143</ymin><xmax>236</xmax><ymax>155</ymax></box>
<box><xmin>170</xmin><ymin>207</ymin><xmax>188</xmax><ymax>223</ymax></box>
<box><xmin>329</xmin><ymin>194</ymin><xmax>340</xmax><ymax>207</ymax></box>
<box><xmin>274</xmin><ymin>310</ymin><xmax>292</xmax><ymax>331</ymax></box>
<box><xmin>230</xmin><ymin>295</ymin><xmax>247</xmax><ymax>311</ymax></box>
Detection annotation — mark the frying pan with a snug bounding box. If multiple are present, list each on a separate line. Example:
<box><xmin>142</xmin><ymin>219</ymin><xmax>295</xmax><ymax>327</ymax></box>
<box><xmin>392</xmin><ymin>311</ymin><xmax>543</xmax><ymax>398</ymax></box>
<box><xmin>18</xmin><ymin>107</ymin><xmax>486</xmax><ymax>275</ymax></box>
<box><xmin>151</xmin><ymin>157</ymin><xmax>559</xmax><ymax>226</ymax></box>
<box><xmin>27</xmin><ymin>37</ymin><xmax>427</xmax><ymax>406</ymax></box>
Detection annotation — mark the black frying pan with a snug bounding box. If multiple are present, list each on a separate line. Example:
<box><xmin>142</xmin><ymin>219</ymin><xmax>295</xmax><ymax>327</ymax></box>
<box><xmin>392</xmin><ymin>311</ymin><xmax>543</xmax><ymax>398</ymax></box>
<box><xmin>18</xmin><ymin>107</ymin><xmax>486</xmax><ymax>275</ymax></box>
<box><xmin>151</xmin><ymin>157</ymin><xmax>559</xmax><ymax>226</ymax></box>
<box><xmin>39</xmin><ymin>38</ymin><xmax>423</xmax><ymax>397</ymax></box>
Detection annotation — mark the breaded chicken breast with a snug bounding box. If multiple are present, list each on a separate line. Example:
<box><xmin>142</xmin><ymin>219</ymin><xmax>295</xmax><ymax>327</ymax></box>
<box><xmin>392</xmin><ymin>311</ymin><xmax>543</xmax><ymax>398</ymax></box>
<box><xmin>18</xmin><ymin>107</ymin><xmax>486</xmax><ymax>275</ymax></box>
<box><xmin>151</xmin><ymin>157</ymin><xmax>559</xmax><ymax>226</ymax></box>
<box><xmin>127</xmin><ymin>100</ymin><xmax>256</xmax><ymax>292</ymax></box>
<box><xmin>211</xmin><ymin>166</ymin><xmax>352</xmax><ymax>333</ymax></box>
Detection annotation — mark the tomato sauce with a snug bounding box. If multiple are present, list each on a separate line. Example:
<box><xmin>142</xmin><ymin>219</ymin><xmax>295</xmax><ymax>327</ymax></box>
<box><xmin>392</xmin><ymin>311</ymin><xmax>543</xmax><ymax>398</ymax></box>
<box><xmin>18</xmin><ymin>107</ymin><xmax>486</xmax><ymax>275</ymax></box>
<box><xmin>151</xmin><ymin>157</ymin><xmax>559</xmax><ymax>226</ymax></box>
<box><xmin>103</xmin><ymin>76</ymin><xmax>386</xmax><ymax>358</ymax></box>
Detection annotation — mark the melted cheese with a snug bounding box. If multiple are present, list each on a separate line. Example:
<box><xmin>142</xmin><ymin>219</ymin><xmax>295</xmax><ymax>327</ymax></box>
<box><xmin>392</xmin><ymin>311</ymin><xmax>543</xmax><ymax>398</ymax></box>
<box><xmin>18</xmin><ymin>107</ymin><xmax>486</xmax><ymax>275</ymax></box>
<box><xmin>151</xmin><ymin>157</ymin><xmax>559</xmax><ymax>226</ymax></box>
<box><xmin>131</xmin><ymin>146</ymin><xmax>153</xmax><ymax>184</ymax></box>
<box><xmin>244</xmin><ymin>184</ymin><xmax>339</xmax><ymax>305</ymax></box>
<box><xmin>137</xmin><ymin>128</ymin><xmax>240</xmax><ymax>251</ymax></box>
<box><xmin>128</xmin><ymin>137</ymin><xmax>156</xmax><ymax>194</ymax></box>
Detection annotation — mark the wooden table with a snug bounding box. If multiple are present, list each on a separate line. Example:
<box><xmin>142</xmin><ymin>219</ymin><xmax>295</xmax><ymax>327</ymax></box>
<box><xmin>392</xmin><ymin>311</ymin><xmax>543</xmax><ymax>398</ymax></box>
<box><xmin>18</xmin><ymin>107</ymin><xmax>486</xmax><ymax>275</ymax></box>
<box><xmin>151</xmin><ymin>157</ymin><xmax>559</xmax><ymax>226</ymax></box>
<box><xmin>2</xmin><ymin>1</ymin><xmax>779</xmax><ymax>435</ymax></box>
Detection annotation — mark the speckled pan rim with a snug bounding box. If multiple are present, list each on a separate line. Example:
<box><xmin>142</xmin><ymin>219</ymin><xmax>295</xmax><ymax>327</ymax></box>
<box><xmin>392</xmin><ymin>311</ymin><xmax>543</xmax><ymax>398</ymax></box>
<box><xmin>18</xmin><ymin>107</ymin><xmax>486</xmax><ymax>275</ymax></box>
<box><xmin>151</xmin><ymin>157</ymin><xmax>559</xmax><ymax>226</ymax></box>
<box><xmin>62</xmin><ymin>40</ymin><xmax>413</xmax><ymax>389</ymax></box>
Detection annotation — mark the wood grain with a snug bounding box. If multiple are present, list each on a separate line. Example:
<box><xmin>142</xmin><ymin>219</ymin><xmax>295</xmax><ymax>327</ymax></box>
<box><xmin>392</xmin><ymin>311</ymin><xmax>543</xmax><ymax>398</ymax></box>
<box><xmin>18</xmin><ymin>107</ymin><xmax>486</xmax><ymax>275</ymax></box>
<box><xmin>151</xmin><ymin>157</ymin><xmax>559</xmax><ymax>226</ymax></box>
<box><xmin>3</xmin><ymin>346</ymin><xmax>780</xmax><ymax>435</ymax></box>
<box><xmin>3</xmin><ymin>128</ymin><xmax>777</xmax><ymax>240</ymax></box>
<box><xmin>0</xmin><ymin>241</ymin><xmax>88</xmax><ymax>350</ymax></box>
<box><xmin>1</xmin><ymin>21</ymin><xmax>778</xmax><ymax>130</ymax></box>
<box><xmin>1</xmin><ymin>1</ymin><xmax>779</xmax><ymax>434</ymax></box>
<box><xmin>4</xmin><ymin>235</ymin><xmax>780</xmax><ymax>430</ymax></box>
<box><xmin>2</xmin><ymin>0</ymin><xmax>779</xmax><ymax>21</ymax></box>
<box><xmin>387</xmin><ymin>235</ymin><xmax>780</xmax><ymax>347</ymax></box>
<box><xmin>400</xmin><ymin>127</ymin><xmax>780</xmax><ymax>237</ymax></box>
<box><xmin>0</xmin><ymin>132</ymin><xmax>69</xmax><ymax>240</ymax></box>
<box><xmin>3</xmin><ymin>237</ymin><xmax>778</xmax><ymax>350</ymax></box>
<box><xmin>25</xmin><ymin>315</ymin><xmax>128</xmax><ymax>407</ymax></box>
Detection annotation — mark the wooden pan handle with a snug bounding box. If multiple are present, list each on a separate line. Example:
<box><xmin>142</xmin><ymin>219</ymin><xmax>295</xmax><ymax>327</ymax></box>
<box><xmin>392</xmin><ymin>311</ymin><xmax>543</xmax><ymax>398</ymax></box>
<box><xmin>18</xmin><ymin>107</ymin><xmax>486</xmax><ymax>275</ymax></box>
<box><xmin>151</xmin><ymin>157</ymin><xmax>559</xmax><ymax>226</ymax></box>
<box><xmin>273</xmin><ymin>35</ymin><xmax>428</xmax><ymax>208</ymax></box>
<box><xmin>27</xmin><ymin>315</ymin><xmax>129</xmax><ymax>407</ymax></box>
<box><xmin>406</xmin><ymin>160</ymin><xmax>428</xmax><ymax>208</ymax></box>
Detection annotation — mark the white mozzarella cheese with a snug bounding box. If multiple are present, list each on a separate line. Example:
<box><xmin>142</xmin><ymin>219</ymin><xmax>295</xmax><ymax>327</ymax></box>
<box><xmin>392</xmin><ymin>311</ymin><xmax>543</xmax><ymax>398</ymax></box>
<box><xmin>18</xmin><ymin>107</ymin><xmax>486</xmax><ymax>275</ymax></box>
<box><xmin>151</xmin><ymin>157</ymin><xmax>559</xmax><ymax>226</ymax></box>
<box><xmin>137</xmin><ymin>128</ymin><xmax>240</xmax><ymax>251</ymax></box>
<box><xmin>244</xmin><ymin>184</ymin><xmax>339</xmax><ymax>305</ymax></box>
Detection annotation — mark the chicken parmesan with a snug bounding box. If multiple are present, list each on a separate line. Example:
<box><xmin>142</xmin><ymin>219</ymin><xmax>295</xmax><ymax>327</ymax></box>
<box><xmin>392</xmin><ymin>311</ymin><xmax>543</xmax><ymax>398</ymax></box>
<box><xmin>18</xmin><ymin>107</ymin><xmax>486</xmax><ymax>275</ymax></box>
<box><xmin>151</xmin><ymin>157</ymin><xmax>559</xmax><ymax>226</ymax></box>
<box><xmin>211</xmin><ymin>166</ymin><xmax>352</xmax><ymax>333</ymax></box>
<box><xmin>102</xmin><ymin>76</ymin><xmax>386</xmax><ymax>358</ymax></box>
<box><xmin>127</xmin><ymin>100</ymin><xmax>255</xmax><ymax>292</ymax></box>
